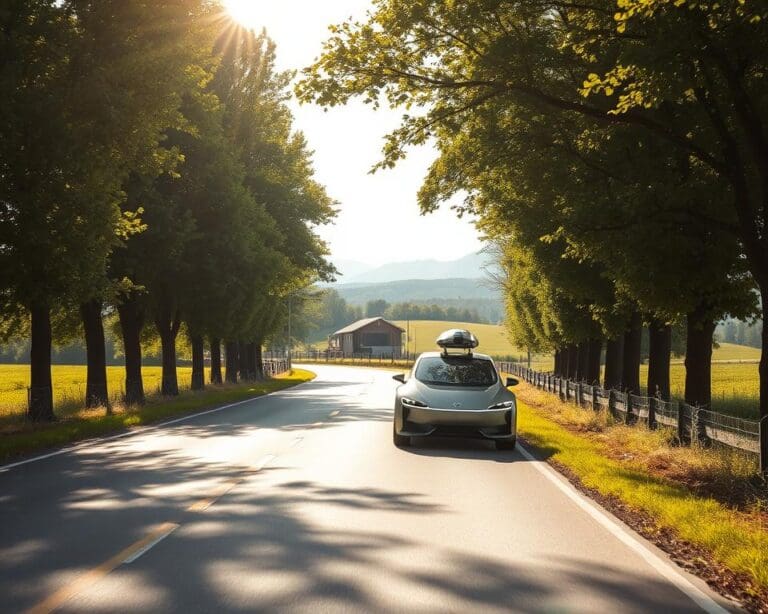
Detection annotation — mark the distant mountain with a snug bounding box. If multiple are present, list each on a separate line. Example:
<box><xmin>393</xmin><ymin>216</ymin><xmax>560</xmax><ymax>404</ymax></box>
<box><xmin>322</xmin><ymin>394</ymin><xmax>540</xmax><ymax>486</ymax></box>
<box><xmin>342</xmin><ymin>252</ymin><xmax>490</xmax><ymax>284</ymax></box>
<box><xmin>330</xmin><ymin>259</ymin><xmax>375</xmax><ymax>280</ymax></box>
<box><xmin>333</xmin><ymin>278</ymin><xmax>503</xmax><ymax>323</ymax></box>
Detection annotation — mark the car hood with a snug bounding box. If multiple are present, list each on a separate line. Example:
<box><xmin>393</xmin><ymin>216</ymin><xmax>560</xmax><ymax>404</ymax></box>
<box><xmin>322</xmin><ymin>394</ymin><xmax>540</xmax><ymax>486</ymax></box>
<box><xmin>402</xmin><ymin>379</ymin><xmax>514</xmax><ymax>410</ymax></box>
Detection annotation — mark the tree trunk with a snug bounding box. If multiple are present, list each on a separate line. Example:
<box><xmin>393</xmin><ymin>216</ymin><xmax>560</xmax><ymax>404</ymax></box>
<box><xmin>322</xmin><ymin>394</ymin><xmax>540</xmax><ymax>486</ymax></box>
<box><xmin>622</xmin><ymin>312</ymin><xmax>642</xmax><ymax>394</ymax></box>
<box><xmin>587</xmin><ymin>339</ymin><xmax>602</xmax><ymax>386</ymax></box>
<box><xmin>155</xmin><ymin>309</ymin><xmax>180</xmax><ymax>396</ymax></box>
<box><xmin>29</xmin><ymin>303</ymin><xmax>54</xmax><ymax>422</ymax></box>
<box><xmin>191</xmin><ymin>335</ymin><xmax>205</xmax><ymax>391</ymax></box>
<box><xmin>760</xmin><ymin>291</ymin><xmax>767</xmax><ymax>472</ymax></box>
<box><xmin>604</xmin><ymin>337</ymin><xmax>623</xmax><ymax>390</ymax></box>
<box><xmin>210</xmin><ymin>337</ymin><xmax>222</xmax><ymax>384</ymax></box>
<box><xmin>684</xmin><ymin>307</ymin><xmax>715</xmax><ymax>408</ymax></box>
<box><xmin>648</xmin><ymin>320</ymin><xmax>672</xmax><ymax>400</ymax></box>
<box><xmin>244</xmin><ymin>342</ymin><xmax>258</xmax><ymax>381</ymax></box>
<box><xmin>225</xmin><ymin>341</ymin><xmax>239</xmax><ymax>383</ymax></box>
<box><xmin>576</xmin><ymin>342</ymin><xmax>589</xmax><ymax>381</ymax></box>
<box><xmin>118</xmin><ymin>296</ymin><xmax>145</xmax><ymax>405</ymax></box>
<box><xmin>553</xmin><ymin>349</ymin><xmax>561</xmax><ymax>377</ymax></box>
<box><xmin>567</xmin><ymin>344</ymin><xmax>578</xmax><ymax>380</ymax></box>
<box><xmin>239</xmin><ymin>341</ymin><xmax>251</xmax><ymax>381</ymax></box>
<box><xmin>255</xmin><ymin>343</ymin><xmax>265</xmax><ymax>380</ymax></box>
<box><xmin>81</xmin><ymin>299</ymin><xmax>109</xmax><ymax>409</ymax></box>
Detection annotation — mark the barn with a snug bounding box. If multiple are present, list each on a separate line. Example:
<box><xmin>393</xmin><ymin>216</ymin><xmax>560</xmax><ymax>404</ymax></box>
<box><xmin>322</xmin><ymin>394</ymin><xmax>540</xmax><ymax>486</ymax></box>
<box><xmin>328</xmin><ymin>317</ymin><xmax>405</xmax><ymax>357</ymax></box>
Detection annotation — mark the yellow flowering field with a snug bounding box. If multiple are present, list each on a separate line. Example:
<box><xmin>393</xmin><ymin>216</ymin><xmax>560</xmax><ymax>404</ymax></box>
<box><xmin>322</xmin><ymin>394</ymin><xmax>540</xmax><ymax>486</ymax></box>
<box><xmin>0</xmin><ymin>365</ymin><xmax>201</xmax><ymax>418</ymax></box>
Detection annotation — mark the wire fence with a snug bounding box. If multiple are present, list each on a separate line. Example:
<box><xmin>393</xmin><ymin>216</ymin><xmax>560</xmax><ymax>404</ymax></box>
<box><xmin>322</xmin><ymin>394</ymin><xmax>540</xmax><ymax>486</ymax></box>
<box><xmin>500</xmin><ymin>362</ymin><xmax>765</xmax><ymax>470</ymax></box>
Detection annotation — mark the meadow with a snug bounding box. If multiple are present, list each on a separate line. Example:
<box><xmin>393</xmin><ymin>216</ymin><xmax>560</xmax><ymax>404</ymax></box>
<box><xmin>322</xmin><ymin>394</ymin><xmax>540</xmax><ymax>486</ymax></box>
<box><xmin>0</xmin><ymin>365</ymin><xmax>204</xmax><ymax>420</ymax></box>
<box><xmin>529</xmin><ymin>343</ymin><xmax>761</xmax><ymax>418</ymax></box>
<box><xmin>392</xmin><ymin>320</ymin><xmax>525</xmax><ymax>357</ymax></box>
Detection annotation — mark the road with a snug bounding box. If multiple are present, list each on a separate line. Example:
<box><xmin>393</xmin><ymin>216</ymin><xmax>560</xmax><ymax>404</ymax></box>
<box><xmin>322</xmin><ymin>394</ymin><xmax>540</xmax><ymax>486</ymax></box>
<box><xmin>0</xmin><ymin>364</ymin><xmax>734</xmax><ymax>613</ymax></box>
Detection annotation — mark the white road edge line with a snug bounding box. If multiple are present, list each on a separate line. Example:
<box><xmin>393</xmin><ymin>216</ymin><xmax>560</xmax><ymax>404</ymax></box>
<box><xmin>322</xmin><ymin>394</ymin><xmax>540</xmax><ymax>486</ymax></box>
<box><xmin>122</xmin><ymin>524</ymin><xmax>179</xmax><ymax>564</ymax></box>
<box><xmin>516</xmin><ymin>442</ymin><xmax>731</xmax><ymax>614</ymax></box>
<box><xmin>0</xmin><ymin>379</ymin><xmax>316</xmax><ymax>473</ymax></box>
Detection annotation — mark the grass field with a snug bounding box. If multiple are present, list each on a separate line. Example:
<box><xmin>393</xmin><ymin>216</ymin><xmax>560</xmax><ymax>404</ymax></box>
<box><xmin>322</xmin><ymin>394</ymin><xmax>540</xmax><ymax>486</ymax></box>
<box><xmin>0</xmin><ymin>365</ymin><xmax>205</xmax><ymax>419</ymax></box>
<box><xmin>517</xmin><ymin>339</ymin><xmax>761</xmax><ymax>418</ymax></box>
<box><xmin>393</xmin><ymin>320</ymin><xmax>524</xmax><ymax>357</ymax></box>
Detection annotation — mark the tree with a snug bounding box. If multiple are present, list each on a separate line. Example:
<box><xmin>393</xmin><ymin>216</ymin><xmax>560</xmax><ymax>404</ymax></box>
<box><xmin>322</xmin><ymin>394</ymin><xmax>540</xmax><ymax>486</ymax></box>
<box><xmin>1</xmin><ymin>0</ymin><xmax>213</xmax><ymax>419</ymax></box>
<box><xmin>298</xmin><ymin>0</ymin><xmax>765</xmax><ymax>412</ymax></box>
<box><xmin>366</xmin><ymin>299</ymin><xmax>389</xmax><ymax>318</ymax></box>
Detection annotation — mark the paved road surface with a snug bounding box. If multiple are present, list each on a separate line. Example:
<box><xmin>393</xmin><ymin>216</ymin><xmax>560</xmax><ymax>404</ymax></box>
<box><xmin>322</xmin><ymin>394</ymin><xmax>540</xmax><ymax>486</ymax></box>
<box><xmin>0</xmin><ymin>365</ymin><xmax>735</xmax><ymax>613</ymax></box>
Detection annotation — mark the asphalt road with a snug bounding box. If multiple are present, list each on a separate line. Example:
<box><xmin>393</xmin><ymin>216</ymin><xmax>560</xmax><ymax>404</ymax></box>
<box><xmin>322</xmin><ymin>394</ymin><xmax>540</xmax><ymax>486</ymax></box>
<box><xmin>0</xmin><ymin>364</ymin><xmax>735</xmax><ymax>613</ymax></box>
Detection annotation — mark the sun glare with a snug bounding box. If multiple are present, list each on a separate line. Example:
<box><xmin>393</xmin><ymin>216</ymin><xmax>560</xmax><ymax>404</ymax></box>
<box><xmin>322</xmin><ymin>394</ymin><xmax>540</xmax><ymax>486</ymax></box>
<box><xmin>223</xmin><ymin>0</ymin><xmax>261</xmax><ymax>28</ymax></box>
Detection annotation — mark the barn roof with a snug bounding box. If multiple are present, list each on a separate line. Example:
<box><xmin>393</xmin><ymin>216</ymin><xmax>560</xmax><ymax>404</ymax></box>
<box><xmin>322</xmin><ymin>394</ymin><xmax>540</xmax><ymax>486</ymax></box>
<box><xmin>331</xmin><ymin>317</ymin><xmax>405</xmax><ymax>336</ymax></box>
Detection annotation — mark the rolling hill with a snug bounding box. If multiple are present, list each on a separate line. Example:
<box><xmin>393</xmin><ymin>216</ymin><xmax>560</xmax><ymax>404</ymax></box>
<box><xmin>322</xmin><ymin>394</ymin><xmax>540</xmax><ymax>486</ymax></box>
<box><xmin>334</xmin><ymin>278</ymin><xmax>501</xmax><ymax>304</ymax></box>
<box><xmin>332</xmin><ymin>252</ymin><xmax>495</xmax><ymax>284</ymax></box>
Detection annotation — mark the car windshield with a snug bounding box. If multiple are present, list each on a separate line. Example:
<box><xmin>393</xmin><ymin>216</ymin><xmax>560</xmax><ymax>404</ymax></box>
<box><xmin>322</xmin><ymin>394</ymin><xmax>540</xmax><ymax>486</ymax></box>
<box><xmin>414</xmin><ymin>356</ymin><xmax>497</xmax><ymax>387</ymax></box>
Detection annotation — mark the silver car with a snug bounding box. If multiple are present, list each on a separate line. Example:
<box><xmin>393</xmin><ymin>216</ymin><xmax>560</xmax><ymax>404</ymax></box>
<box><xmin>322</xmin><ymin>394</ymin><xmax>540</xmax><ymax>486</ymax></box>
<box><xmin>392</xmin><ymin>351</ymin><xmax>518</xmax><ymax>450</ymax></box>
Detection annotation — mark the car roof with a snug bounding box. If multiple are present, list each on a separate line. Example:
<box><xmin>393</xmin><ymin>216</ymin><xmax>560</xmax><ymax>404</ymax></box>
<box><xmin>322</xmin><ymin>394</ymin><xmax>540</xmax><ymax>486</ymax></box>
<box><xmin>416</xmin><ymin>351</ymin><xmax>493</xmax><ymax>361</ymax></box>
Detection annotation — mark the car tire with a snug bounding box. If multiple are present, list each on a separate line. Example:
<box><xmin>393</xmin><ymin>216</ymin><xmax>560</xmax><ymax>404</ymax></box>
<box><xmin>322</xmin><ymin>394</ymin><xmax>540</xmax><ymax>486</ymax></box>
<box><xmin>393</xmin><ymin>422</ymin><xmax>410</xmax><ymax>447</ymax></box>
<box><xmin>496</xmin><ymin>438</ymin><xmax>516</xmax><ymax>451</ymax></box>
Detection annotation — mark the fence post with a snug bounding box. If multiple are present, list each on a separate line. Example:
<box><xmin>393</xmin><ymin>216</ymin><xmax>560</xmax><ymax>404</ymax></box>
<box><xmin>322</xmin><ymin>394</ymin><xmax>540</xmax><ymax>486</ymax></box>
<box><xmin>648</xmin><ymin>396</ymin><xmax>657</xmax><ymax>429</ymax></box>
<box><xmin>760</xmin><ymin>416</ymin><xmax>767</xmax><ymax>475</ymax></box>
<box><xmin>608</xmin><ymin>389</ymin><xmax>615</xmax><ymax>416</ymax></box>
<box><xmin>691</xmin><ymin>406</ymin><xmax>699</xmax><ymax>447</ymax></box>
<box><xmin>565</xmin><ymin>380</ymin><xmax>571</xmax><ymax>402</ymax></box>
<box><xmin>575</xmin><ymin>382</ymin><xmax>582</xmax><ymax>407</ymax></box>
<box><xmin>677</xmin><ymin>401</ymin><xmax>688</xmax><ymax>445</ymax></box>
<box><xmin>592</xmin><ymin>386</ymin><xmax>598</xmax><ymax>412</ymax></box>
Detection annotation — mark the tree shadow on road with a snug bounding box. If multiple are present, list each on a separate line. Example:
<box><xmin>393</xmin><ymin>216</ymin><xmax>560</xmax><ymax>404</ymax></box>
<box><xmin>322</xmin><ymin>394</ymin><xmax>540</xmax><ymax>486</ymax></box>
<box><xmin>53</xmin><ymin>467</ymin><xmax>706</xmax><ymax>613</ymax></box>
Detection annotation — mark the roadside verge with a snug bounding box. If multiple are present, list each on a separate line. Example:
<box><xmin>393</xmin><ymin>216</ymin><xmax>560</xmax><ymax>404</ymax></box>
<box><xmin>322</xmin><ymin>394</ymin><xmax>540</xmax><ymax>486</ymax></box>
<box><xmin>0</xmin><ymin>369</ymin><xmax>315</xmax><ymax>463</ymax></box>
<box><xmin>515</xmin><ymin>389</ymin><xmax>768</xmax><ymax>612</ymax></box>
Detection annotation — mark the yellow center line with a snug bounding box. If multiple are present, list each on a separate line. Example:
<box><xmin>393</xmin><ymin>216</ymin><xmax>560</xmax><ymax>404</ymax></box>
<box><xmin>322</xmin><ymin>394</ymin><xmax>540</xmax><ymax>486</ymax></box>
<box><xmin>26</xmin><ymin>522</ymin><xmax>179</xmax><ymax>614</ymax></box>
<box><xmin>186</xmin><ymin>454</ymin><xmax>276</xmax><ymax>513</ymax></box>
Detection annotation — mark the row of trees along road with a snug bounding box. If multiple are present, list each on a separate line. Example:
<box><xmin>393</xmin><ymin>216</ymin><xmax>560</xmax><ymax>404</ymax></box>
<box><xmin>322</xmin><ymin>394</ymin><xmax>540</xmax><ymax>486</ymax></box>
<box><xmin>0</xmin><ymin>1</ymin><xmax>334</xmax><ymax>421</ymax></box>
<box><xmin>297</xmin><ymin>0</ymin><xmax>768</xmax><ymax>459</ymax></box>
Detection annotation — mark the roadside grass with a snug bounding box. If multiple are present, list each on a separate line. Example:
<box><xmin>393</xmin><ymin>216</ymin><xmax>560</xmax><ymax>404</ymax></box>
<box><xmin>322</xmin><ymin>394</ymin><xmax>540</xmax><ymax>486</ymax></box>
<box><xmin>514</xmin><ymin>382</ymin><xmax>768</xmax><ymax>590</ymax></box>
<box><xmin>0</xmin><ymin>369</ymin><xmax>315</xmax><ymax>462</ymax></box>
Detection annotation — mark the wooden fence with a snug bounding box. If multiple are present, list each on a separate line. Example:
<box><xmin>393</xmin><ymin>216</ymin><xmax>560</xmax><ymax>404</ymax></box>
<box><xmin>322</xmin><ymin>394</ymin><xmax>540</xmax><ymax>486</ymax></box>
<box><xmin>499</xmin><ymin>362</ymin><xmax>765</xmax><ymax>473</ymax></box>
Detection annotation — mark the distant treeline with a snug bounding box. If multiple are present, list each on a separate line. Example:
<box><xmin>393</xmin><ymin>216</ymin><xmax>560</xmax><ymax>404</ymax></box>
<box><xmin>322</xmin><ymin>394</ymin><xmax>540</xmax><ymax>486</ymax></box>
<box><xmin>371</xmin><ymin>300</ymin><xmax>486</xmax><ymax>324</ymax></box>
<box><xmin>717</xmin><ymin>319</ymin><xmax>763</xmax><ymax>350</ymax></box>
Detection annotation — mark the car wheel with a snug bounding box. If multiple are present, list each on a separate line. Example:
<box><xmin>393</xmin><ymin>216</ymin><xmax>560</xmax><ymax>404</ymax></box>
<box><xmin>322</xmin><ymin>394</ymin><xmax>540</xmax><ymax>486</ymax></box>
<box><xmin>496</xmin><ymin>438</ymin><xmax>516</xmax><ymax>451</ymax></box>
<box><xmin>393</xmin><ymin>422</ymin><xmax>410</xmax><ymax>447</ymax></box>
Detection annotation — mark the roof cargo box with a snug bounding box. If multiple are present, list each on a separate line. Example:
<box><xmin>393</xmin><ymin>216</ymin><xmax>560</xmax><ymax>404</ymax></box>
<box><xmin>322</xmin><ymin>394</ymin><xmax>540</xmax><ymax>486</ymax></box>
<box><xmin>436</xmin><ymin>329</ymin><xmax>479</xmax><ymax>350</ymax></box>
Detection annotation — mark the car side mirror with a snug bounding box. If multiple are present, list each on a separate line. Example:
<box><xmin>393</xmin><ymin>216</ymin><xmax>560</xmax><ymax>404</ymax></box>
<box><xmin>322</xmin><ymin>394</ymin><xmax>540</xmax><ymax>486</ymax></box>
<box><xmin>392</xmin><ymin>373</ymin><xmax>406</xmax><ymax>384</ymax></box>
<box><xmin>506</xmin><ymin>377</ymin><xmax>519</xmax><ymax>387</ymax></box>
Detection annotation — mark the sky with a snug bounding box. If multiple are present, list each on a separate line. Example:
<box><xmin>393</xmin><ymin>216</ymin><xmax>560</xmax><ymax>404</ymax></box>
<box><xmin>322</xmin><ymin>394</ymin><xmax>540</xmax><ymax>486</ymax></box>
<box><xmin>222</xmin><ymin>0</ymin><xmax>484</xmax><ymax>267</ymax></box>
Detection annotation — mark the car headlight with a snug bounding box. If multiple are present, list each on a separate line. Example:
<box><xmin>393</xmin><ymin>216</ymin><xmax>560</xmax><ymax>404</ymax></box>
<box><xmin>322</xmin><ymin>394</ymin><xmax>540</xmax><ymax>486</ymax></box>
<box><xmin>488</xmin><ymin>401</ymin><xmax>515</xmax><ymax>410</ymax></box>
<box><xmin>402</xmin><ymin>398</ymin><xmax>428</xmax><ymax>408</ymax></box>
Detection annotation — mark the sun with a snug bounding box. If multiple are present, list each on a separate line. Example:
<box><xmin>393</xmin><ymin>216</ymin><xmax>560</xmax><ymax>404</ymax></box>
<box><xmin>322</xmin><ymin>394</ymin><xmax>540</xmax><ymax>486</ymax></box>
<box><xmin>222</xmin><ymin>0</ymin><xmax>261</xmax><ymax>28</ymax></box>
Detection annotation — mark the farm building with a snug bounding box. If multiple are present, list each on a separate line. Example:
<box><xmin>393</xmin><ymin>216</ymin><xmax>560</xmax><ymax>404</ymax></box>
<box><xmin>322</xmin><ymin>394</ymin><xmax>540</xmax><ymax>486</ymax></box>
<box><xmin>329</xmin><ymin>317</ymin><xmax>405</xmax><ymax>357</ymax></box>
